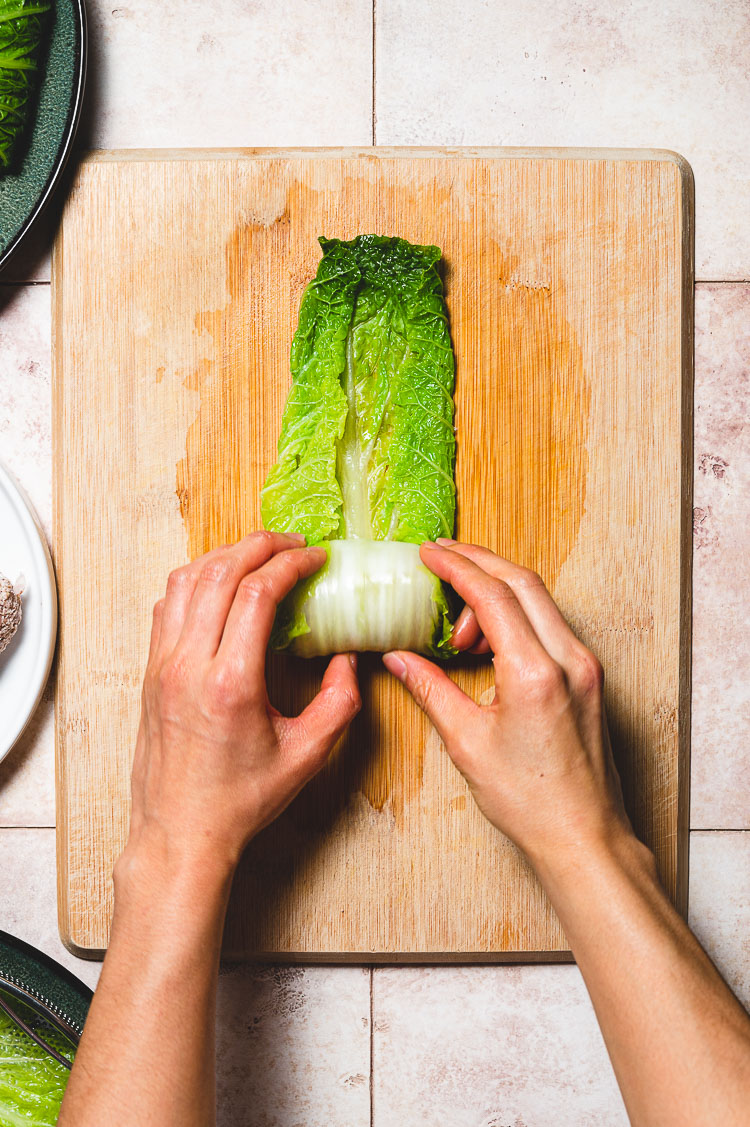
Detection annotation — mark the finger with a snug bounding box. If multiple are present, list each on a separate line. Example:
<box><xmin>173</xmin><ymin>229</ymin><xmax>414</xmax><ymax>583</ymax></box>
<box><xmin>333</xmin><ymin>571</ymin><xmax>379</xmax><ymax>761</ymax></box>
<box><xmin>218</xmin><ymin>546</ymin><xmax>327</xmax><ymax>678</ymax></box>
<box><xmin>281</xmin><ymin>653</ymin><xmax>361</xmax><ymax>768</ymax></box>
<box><xmin>450</xmin><ymin>608</ymin><xmax>492</xmax><ymax>654</ymax></box>
<box><xmin>177</xmin><ymin>531</ymin><xmax>307</xmax><ymax>657</ymax></box>
<box><xmin>419</xmin><ymin>543</ymin><xmax>549</xmax><ymax>671</ymax></box>
<box><xmin>451</xmin><ymin>604</ymin><xmax>484</xmax><ymax>651</ymax></box>
<box><xmin>454</xmin><ymin>615</ymin><xmax>492</xmax><ymax>654</ymax></box>
<box><xmin>382</xmin><ymin>650</ymin><xmax>478</xmax><ymax>753</ymax></box>
<box><xmin>436</xmin><ymin>540</ymin><xmax>589</xmax><ymax>679</ymax></box>
<box><xmin>156</xmin><ymin>543</ymin><xmax>234</xmax><ymax>660</ymax></box>
<box><xmin>147</xmin><ymin>598</ymin><xmax>165</xmax><ymax>666</ymax></box>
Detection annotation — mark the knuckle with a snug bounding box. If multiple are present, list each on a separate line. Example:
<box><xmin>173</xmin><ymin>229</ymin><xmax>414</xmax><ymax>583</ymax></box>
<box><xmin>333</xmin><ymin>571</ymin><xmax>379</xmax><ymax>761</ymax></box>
<box><xmin>514</xmin><ymin>567</ymin><xmax>545</xmax><ymax>590</ymax></box>
<box><xmin>410</xmin><ymin>671</ymin><xmax>436</xmax><ymax>712</ymax></box>
<box><xmin>518</xmin><ymin>657</ymin><xmax>566</xmax><ymax>703</ymax></box>
<box><xmin>485</xmin><ymin>578</ymin><xmax>516</xmax><ymax>613</ymax></box>
<box><xmin>490</xmin><ymin>577</ymin><xmax>514</xmax><ymax>600</ymax></box>
<box><xmin>253</xmin><ymin>529</ymin><xmax>275</xmax><ymax>547</ymax></box>
<box><xmin>573</xmin><ymin>648</ymin><xmax>604</xmax><ymax>696</ymax></box>
<box><xmin>207</xmin><ymin>663</ymin><xmax>243</xmax><ymax>708</ymax></box>
<box><xmin>166</xmin><ymin>566</ymin><xmax>191</xmax><ymax>595</ymax></box>
<box><xmin>158</xmin><ymin>654</ymin><xmax>190</xmax><ymax>694</ymax></box>
<box><xmin>199</xmin><ymin>558</ymin><xmax>235</xmax><ymax>586</ymax></box>
<box><xmin>236</xmin><ymin>574</ymin><xmax>270</xmax><ymax>605</ymax></box>
<box><xmin>344</xmin><ymin>684</ymin><xmax>362</xmax><ymax>716</ymax></box>
<box><xmin>243</xmin><ymin>529</ymin><xmax>275</xmax><ymax>552</ymax></box>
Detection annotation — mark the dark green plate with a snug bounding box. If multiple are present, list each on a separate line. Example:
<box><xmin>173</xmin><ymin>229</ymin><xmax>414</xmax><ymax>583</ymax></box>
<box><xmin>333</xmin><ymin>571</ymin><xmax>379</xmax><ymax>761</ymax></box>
<box><xmin>0</xmin><ymin>930</ymin><xmax>92</xmax><ymax>1043</ymax></box>
<box><xmin>0</xmin><ymin>0</ymin><xmax>86</xmax><ymax>270</ymax></box>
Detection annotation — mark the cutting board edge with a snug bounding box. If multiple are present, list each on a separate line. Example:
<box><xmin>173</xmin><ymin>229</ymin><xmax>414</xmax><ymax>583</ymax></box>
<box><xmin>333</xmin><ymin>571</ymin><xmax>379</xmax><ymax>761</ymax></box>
<box><xmin>675</xmin><ymin>153</ymin><xmax>695</xmax><ymax>921</ymax></box>
<box><xmin>71</xmin><ymin>145</ymin><xmax>694</xmax><ymax>172</ymax></box>
<box><xmin>50</xmin><ymin>942</ymin><xmax>576</xmax><ymax>966</ymax></box>
<box><xmin>52</xmin><ymin>225</ymin><xmax>75</xmax><ymax>960</ymax></box>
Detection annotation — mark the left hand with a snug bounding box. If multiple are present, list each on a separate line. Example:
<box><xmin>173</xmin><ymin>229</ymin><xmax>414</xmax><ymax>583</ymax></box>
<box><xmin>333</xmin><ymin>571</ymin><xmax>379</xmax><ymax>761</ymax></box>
<box><xmin>119</xmin><ymin>531</ymin><xmax>361</xmax><ymax>883</ymax></box>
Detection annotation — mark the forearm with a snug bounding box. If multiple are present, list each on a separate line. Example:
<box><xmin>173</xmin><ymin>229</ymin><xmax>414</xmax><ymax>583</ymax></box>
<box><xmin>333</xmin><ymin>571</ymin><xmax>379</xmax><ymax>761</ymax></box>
<box><xmin>59</xmin><ymin>846</ymin><xmax>233</xmax><ymax>1127</ymax></box>
<box><xmin>534</xmin><ymin>830</ymin><xmax>750</xmax><ymax>1127</ymax></box>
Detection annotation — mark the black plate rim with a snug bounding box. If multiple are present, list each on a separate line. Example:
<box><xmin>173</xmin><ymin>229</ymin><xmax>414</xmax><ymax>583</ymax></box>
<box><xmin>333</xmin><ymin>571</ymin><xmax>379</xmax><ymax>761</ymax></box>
<box><xmin>0</xmin><ymin>927</ymin><xmax>93</xmax><ymax>1039</ymax></box>
<box><xmin>0</xmin><ymin>0</ymin><xmax>88</xmax><ymax>273</ymax></box>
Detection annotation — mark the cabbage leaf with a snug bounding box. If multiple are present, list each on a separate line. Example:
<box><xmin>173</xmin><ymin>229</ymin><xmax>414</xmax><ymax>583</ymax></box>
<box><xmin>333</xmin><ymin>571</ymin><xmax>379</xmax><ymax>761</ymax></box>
<box><xmin>261</xmin><ymin>235</ymin><xmax>457</xmax><ymax>657</ymax></box>
<box><xmin>262</xmin><ymin>235</ymin><xmax>456</xmax><ymax>544</ymax></box>
<box><xmin>0</xmin><ymin>998</ymin><xmax>74</xmax><ymax>1126</ymax></box>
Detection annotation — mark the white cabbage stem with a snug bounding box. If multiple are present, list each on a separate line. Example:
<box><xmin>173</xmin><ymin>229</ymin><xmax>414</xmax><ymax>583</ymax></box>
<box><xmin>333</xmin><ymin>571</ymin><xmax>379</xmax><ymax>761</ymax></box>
<box><xmin>286</xmin><ymin>541</ymin><xmax>447</xmax><ymax>657</ymax></box>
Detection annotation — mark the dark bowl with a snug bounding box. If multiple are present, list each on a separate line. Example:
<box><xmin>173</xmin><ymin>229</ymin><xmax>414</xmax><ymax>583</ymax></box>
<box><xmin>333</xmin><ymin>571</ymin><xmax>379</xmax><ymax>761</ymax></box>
<box><xmin>0</xmin><ymin>929</ymin><xmax>92</xmax><ymax>1045</ymax></box>
<box><xmin>0</xmin><ymin>0</ymin><xmax>87</xmax><ymax>271</ymax></box>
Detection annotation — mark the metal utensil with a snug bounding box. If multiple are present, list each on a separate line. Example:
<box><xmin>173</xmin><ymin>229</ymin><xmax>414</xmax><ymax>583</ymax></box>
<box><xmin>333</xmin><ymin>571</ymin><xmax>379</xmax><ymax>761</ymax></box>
<box><xmin>0</xmin><ymin>981</ymin><xmax>75</xmax><ymax>1069</ymax></box>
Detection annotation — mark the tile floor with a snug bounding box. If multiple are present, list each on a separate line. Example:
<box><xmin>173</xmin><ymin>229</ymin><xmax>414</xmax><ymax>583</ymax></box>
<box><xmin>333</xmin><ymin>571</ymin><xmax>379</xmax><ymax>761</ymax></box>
<box><xmin>1</xmin><ymin>2</ymin><xmax>749</xmax><ymax>1124</ymax></box>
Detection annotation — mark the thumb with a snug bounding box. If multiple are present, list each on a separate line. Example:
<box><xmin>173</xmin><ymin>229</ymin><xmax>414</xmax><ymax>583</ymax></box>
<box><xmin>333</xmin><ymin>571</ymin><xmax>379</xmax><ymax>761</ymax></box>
<box><xmin>286</xmin><ymin>653</ymin><xmax>361</xmax><ymax>768</ymax></box>
<box><xmin>382</xmin><ymin>650</ymin><xmax>478</xmax><ymax>752</ymax></box>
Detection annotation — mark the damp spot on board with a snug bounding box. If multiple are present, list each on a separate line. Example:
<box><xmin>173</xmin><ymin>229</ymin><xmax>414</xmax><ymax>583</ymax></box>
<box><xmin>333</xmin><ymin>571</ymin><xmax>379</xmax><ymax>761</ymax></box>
<box><xmin>454</xmin><ymin>248</ymin><xmax>590</xmax><ymax>588</ymax></box>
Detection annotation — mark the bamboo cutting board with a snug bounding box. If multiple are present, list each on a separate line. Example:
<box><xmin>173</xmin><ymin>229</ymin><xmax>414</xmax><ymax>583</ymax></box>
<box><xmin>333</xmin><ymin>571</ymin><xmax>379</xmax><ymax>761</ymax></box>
<box><xmin>53</xmin><ymin>148</ymin><xmax>693</xmax><ymax>959</ymax></box>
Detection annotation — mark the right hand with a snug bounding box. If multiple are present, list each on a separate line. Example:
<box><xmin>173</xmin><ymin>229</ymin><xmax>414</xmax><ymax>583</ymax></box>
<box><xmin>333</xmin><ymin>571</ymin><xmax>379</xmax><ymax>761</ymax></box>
<box><xmin>382</xmin><ymin>540</ymin><xmax>634</xmax><ymax>869</ymax></box>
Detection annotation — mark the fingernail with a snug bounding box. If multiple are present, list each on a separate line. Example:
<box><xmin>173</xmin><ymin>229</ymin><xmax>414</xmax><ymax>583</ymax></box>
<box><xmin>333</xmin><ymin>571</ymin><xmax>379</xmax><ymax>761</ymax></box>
<box><xmin>421</xmin><ymin>540</ymin><xmax>442</xmax><ymax>550</ymax></box>
<box><xmin>348</xmin><ymin>652</ymin><xmax>357</xmax><ymax>670</ymax></box>
<box><xmin>383</xmin><ymin>652</ymin><xmax>407</xmax><ymax>681</ymax></box>
<box><xmin>436</xmin><ymin>537</ymin><xmax>457</xmax><ymax>546</ymax></box>
<box><xmin>287</xmin><ymin>532</ymin><xmax>306</xmax><ymax>543</ymax></box>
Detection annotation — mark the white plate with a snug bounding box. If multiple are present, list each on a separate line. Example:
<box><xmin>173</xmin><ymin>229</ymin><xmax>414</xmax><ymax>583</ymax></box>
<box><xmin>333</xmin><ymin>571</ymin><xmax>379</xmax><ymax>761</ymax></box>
<box><xmin>0</xmin><ymin>463</ymin><xmax>57</xmax><ymax>763</ymax></box>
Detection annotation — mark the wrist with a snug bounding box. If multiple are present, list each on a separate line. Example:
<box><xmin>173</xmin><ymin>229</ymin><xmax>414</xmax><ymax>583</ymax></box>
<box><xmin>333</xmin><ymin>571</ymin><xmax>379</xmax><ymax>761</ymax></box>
<box><xmin>114</xmin><ymin>825</ymin><xmax>237</xmax><ymax>916</ymax></box>
<box><xmin>528</xmin><ymin>820</ymin><xmax>656</xmax><ymax>898</ymax></box>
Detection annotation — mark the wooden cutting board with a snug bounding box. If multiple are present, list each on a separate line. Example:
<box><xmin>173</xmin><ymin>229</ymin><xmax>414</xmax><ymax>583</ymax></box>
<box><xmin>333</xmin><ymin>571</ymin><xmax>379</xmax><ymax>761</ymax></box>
<box><xmin>53</xmin><ymin>147</ymin><xmax>693</xmax><ymax>959</ymax></box>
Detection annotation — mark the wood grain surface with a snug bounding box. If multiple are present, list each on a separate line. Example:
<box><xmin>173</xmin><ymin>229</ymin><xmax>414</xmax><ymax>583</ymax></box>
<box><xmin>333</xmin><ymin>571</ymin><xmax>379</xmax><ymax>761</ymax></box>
<box><xmin>52</xmin><ymin>148</ymin><xmax>693</xmax><ymax>959</ymax></box>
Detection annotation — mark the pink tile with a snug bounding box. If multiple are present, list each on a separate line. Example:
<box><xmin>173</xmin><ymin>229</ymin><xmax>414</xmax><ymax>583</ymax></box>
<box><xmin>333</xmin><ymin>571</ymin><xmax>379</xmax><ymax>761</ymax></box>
<box><xmin>691</xmin><ymin>284</ymin><xmax>750</xmax><ymax>828</ymax></box>
<box><xmin>82</xmin><ymin>0</ymin><xmax>373</xmax><ymax>150</ymax></box>
<box><xmin>0</xmin><ymin>686</ymin><xmax>54</xmax><ymax>827</ymax></box>
<box><xmin>0</xmin><ymin>284</ymin><xmax>51</xmax><ymax>540</ymax></box>
<box><xmin>376</xmin><ymin>0</ymin><xmax>750</xmax><ymax>279</ymax></box>
<box><xmin>0</xmin><ymin>828</ymin><xmax>101</xmax><ymax>990</ymax></box>
<box><xmin>373</xmin><ymin>965</ymin><xmax>627</xmax><ymax>1126</ymax></box>
<box><xmin>689</xmin><ymin>831</ymin><xmax>750</xmax><ymax>1010</ymax></box>
<box><xmin>216</xmin><ymin>964</ymin><xmax>370</xmax><ymax>1127</ymax></box>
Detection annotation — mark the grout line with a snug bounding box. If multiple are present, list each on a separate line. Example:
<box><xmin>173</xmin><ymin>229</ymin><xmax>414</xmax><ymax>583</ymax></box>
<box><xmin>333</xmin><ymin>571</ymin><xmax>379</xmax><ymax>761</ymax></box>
<box><xmin>0</xmin><ymin>279</ymin><xmax>51</xmax><ymax>287</ymax></box>
<box><xmin>369</xmin><ymin>965</ymin><xmax>374</xmax><ymax>1126</ymax></box>
<box><xmin>695</xmin><ymin>278</ymin><xmax>750</xmax><ymax>284</ymax></box>
<box><xmin>371</xmin><ymin>0</ymin><xmax>377</xmax><ymax>146</ymax></box>
<box><xmin>0</xmin><ymin>825</ymin><xmax>56</xmax><ymax>830</ymax></box>
<box><xmin>690</xmin><ymin>828</ymin><xmax>750</xmax><ymax>834</ymax></box>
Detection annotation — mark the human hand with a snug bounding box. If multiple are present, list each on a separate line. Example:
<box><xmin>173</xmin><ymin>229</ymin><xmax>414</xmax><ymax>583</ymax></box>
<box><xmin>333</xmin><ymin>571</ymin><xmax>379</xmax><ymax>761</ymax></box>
<box><xmin>382</xmin><ymin>540</ymin><xmax>633</xmax><ymax>871</ymax></box>
<box><xmin>121</xmin><ymin>532</ymin><xmax>361</xmax><ymax>882</ymax></box>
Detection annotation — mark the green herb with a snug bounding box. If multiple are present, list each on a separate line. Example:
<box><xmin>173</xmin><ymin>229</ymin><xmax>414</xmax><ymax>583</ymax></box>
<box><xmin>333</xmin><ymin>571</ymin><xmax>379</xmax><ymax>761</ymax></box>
<box><xmin>0</xmin><ymin>0</ymin><xmax>53</xmax><ymax>170</ymax></box>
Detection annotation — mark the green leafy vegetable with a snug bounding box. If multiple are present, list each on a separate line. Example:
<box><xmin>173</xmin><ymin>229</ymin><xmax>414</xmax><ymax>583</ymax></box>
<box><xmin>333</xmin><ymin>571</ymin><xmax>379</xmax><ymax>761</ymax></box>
<box><xmin>0</xmin><ymin>0</ymin><xmax>53</xmax><ymax>170</ymax></box>
<box><xmin>262</xmin><ymin>235</ymin><xmax>458</xmax><ymax>657</ymax></box>
<box><xmin>0</xmin><ymin>995</ymin><xmax>75</xmax><ymax>1126</ymax></box>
